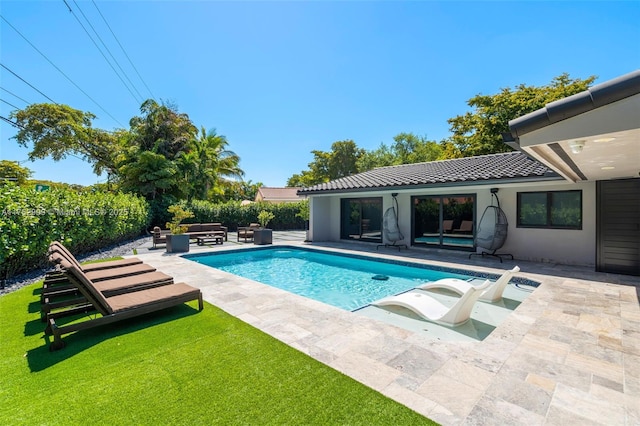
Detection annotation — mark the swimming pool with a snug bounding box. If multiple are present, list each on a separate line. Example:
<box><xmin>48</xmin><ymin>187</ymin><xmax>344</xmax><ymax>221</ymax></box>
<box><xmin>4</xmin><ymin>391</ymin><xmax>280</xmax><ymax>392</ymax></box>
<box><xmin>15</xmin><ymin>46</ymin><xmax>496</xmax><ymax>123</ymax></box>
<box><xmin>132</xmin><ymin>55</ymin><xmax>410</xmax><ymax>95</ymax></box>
<box><xmin>184</xmin><ymin>246</ymin><xmax>480</xmax><ymax>311</ymax></box>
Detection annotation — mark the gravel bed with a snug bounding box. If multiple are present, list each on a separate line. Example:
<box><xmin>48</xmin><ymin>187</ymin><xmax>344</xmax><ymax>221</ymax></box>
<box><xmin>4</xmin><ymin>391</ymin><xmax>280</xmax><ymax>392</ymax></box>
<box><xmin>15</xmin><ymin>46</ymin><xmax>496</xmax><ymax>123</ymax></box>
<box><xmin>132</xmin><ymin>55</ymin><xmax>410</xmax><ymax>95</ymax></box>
<box><xmin>0</xmin><ymin>235</ymin><xmax>150</xmax><ymax>296</ymax></box>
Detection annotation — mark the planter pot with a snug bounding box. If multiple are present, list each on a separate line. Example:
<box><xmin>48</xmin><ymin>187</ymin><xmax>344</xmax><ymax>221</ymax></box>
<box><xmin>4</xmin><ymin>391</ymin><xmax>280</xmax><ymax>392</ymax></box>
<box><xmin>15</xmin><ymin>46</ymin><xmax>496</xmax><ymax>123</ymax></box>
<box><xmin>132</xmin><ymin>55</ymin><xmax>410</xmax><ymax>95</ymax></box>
<box><xmin>166</xmin><ymin>234</ymin><xmax>190</xmax><ymax>253</ymax></box>
<box><xmin>253</xmin><ymin>228</ymin><xmax>273</xmax><ymax>245</ymax></box>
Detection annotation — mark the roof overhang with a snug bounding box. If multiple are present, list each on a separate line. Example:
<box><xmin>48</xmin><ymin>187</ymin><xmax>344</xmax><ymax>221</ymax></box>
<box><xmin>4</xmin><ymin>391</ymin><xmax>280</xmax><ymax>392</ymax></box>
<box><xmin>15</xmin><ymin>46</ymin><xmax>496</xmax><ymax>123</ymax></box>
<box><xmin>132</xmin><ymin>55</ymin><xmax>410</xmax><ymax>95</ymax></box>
<box><xmin>505</xmin><ymin>70</ymin><xmax>640</xmax><ymax>182</ymax></box>
<box><xmin>299</xmin><ymin>175</ymin><xmax>562</xmax><ymax>196</ymax></box>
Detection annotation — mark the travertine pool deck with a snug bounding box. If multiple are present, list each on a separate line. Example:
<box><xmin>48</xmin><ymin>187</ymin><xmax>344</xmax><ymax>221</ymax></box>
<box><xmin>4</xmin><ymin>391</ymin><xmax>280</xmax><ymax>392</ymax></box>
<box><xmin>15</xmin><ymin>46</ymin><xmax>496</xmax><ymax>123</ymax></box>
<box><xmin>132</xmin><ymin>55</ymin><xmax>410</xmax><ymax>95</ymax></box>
<box><xmin>137</xmin><ymin>232</ymin><xmax>640</xmax><ymax>425</ymax></box>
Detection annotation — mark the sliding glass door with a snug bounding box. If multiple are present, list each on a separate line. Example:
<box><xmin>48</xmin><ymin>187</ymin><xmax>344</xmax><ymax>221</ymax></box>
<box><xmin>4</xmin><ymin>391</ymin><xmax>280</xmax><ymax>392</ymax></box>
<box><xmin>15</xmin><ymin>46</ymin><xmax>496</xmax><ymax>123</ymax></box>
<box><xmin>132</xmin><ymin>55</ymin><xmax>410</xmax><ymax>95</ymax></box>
<box><xmin>340</xmin><ymin>198</ymin><xmax>383</xmax><ymax>242</ymax></box>
<box><xmin>412</xmin><ymin>194</ymin><xmax>475</xmax><ymax>249</ymax></box>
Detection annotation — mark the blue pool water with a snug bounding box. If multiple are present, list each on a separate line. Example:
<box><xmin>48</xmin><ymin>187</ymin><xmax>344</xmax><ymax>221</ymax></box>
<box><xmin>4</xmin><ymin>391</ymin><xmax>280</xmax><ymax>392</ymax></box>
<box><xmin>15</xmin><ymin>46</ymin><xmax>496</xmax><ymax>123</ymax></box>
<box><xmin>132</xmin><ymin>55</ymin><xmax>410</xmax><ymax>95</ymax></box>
<box><xmin>185</xmin><ymin>246</ymin><xmax>476</xmax><ymax>311</ymax></box>
<box><xmin>415</xmin><ymin>236</ymin><xmax>474</xmax><ymax>247</ymax></box>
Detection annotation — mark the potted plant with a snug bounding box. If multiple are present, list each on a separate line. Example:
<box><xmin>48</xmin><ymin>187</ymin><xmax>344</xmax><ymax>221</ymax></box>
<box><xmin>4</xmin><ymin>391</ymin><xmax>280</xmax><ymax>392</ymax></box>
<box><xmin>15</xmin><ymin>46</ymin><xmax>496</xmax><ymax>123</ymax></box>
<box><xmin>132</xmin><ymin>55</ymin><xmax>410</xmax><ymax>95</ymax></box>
<box><xmin>165</xmin><ymin>204</ymin><xmax>194</xmax><ymax>253</ymax></box>
<box><xmin>254</xmin><ymin>210</ymin><xmax>275</xmax><ymax>245</ymax></box>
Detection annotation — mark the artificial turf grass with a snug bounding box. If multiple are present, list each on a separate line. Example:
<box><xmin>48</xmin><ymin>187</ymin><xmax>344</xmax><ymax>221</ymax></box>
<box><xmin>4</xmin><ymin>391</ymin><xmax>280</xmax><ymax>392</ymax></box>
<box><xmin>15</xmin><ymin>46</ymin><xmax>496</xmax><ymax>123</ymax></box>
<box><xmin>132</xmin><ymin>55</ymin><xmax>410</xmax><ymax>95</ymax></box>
<box><xmin>0</xmin><ymin>281</ymin><xmax>437</xmax><ymax>425</ymax></box>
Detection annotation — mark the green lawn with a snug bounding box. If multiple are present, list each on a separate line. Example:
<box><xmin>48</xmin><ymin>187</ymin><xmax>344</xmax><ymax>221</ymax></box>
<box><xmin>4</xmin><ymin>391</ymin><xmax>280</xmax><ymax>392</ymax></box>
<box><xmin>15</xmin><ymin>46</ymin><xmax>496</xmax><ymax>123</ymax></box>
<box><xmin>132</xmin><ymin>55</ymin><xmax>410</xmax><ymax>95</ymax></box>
<box><xmin>0</xmin><ymin>280</ymin><xmax>436</xmax><ymax>425</ymax></box>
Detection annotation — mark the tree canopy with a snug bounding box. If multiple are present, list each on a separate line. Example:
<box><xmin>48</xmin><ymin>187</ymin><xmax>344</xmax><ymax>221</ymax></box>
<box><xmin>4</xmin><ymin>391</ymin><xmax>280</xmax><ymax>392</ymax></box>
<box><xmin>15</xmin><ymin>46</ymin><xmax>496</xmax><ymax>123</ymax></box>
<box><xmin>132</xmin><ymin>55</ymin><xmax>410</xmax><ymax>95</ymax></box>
<box><xmin>10</xmin><ymin>103</ymin><xmax>119</xmax><ymax>175</ymax></box>
<box><xmin>0</xmin><ymin>160</ymin><xmax>32</xmax><ymax>185</ymax></box>
<box><xmin>288</xmin><ymin>133</ymin><xmax>443</xmax><ymax>186</ymax></box>
<box><xmin>287</xmin><ymin>140</ymin><xmax>364</xmax><ymax>187</ymax></box>
<box><xmin>8</xmin><ymin>99</ymin><xmax>251</xmax><ymax>223</ymax></box>
<box><xmin>178</xmin><ymin>127</ymin><xmax>244</xmax><ymax>201</ymax></box>
<box><xmin>128</xmin><ymin>99</ymin><xmax>197</xmax><ymax>160</ymax></box>
<box><xmin>447</xmin><ymin>73</ymin><xmax>596</xmax><ymax>156</ymax></box>
<box><xmin>288</xmin><ymin>73</ymin><xmax>597</xmax><ymax>186</ymax></box>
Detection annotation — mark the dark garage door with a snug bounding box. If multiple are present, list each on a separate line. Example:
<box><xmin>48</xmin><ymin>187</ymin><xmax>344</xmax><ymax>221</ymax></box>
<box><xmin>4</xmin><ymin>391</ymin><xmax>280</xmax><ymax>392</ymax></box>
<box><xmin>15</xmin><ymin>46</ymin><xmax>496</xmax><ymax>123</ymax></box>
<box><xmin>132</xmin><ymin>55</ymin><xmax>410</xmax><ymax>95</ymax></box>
<box><xmin>597</xmin><ymin>178</ymin><xmax>640</xmax><ymax>276</ymax></box>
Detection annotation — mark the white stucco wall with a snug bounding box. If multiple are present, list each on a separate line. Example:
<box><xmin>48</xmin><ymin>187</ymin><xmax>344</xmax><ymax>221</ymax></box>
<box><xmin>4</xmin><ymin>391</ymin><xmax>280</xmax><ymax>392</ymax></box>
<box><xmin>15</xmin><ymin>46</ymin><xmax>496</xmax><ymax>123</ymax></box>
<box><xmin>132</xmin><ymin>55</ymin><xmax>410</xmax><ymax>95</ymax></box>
<box><xmin>308</xmin><ymin>196</ymin><xmax>333</xmax><ymax>241</ymax></box>
<box><xmin>496</xmin><ymin>181</ymin><xmax>595</xmax><ymax>266</ymax></box>
<box><xmin>307</xmin><ymin>180</ymin><xmax>596</xmax><ymax>267</ymax></box>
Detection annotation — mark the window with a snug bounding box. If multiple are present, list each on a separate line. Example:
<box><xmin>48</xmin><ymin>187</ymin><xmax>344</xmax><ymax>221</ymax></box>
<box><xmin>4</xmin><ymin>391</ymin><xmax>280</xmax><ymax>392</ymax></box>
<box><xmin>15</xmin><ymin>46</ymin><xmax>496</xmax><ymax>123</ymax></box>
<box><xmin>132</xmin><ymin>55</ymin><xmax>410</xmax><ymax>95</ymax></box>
<box><xmin>517</xmin><ymin>190</ymin><xmax>582</xmax><ymax>229</ymax></box>
<box><xmin>340</xmin><ymin>198</ymin><xmax>383</xmax><ymax>242</ymax></box>
<box><xmin>412</xmin><ymin>194</ymin><xmax>475</xmax><ymax>249</ymax></box>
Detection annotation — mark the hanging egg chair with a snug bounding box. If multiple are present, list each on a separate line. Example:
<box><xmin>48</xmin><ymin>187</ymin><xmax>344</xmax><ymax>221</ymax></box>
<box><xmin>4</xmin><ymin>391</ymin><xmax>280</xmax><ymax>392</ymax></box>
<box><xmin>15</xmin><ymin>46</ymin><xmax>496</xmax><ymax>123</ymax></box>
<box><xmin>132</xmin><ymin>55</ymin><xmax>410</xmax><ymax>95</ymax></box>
<box><xmin>469</xmin><ymin>190</ymin><xmax>514</xmax><ymax>263</ymax></box>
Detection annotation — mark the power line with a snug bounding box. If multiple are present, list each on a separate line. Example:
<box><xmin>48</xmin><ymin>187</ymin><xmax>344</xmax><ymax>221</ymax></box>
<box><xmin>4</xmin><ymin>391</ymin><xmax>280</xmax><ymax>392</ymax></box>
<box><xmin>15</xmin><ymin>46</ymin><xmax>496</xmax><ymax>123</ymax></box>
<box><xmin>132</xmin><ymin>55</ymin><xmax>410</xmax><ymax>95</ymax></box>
<box><xmin>71</xmin><ymin>0</ymin><xmax>144</xmax><ymax>103</ymax></box>
<box><xmin>0</xmin><ymin>63</ymin><xmax>57</xmax><ymax>104</ymax></box>
<box><xmin>0</xmin><ymin>86</ymin><xmax>31</xmax><ymax>105</ymax></box>
<box><xmin>0</xmin><ymin>15</ymin><xmax>125</xmax><ymax>127</ymax></box>
<box><xmin>92</xmin><ymin>0</ymin><xmax>155</xmax><ymax>100</ymax></box>
<box><xmin>0</xmin><ymin>98</ymin><xmax>21</xmax><ymax>110</ymax></box>
<box><xmin>0</xmin><ymin>115</ymin><xmax>24</xmax><ymax>129</ymax></box>
<box><xmin>62</xmin><ymin>0</ymin><xmax>142</xmax><ymax>105</ymax></box>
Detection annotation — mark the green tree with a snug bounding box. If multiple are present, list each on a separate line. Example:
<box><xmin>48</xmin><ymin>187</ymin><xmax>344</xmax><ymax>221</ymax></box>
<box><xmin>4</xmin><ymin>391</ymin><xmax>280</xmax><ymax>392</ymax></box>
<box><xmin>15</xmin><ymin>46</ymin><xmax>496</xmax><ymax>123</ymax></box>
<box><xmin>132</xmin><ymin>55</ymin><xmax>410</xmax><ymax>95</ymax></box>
<box><xmin>356</xmin><ymin>143</ymin><xmax>395</xmax><ymax>171</ymax></box>
<box><xmin>286</xmin><ymin>170</ymin><xmax>320</xmax><ymax>188</ymax></box>
<box><xmin>447</xmin><ymin>73</ymin><xmax>596</xmax><ymax>156</ymax></box>
<box><xmin>288</xmin><ymin>140</ymin><xmax>364</xmax><ymax>186</ymax></box>
<box><xmin>391</xmin><ymin>133</ymin><xmax>442</xmax><ymax>164</ymax></box>
<box><xmin>203</xmin><ymin>129</ymin><xmax>245</xmax><ymax>201</ymax></box>
<box><xmin>0</xmin><ymin>160</ymin><xmax>32</xmax><ymax>185</ymax></box>
<box><xmin>221</xmin><ymin>179</ymin><xmax>262</xmax><ymax>202</ymax></box>
<box><xmin>327</xmin><ymin>140</ymin><xmax>363</xmax><ymax>178</ymax></box>
<box><xmin>116</xmin><ymin>100</ymin><xmax>197</xmax><ymax>223</ymax></box>
<box><xmin>9</xmin><ymin>103</ymin><xmax>119</xmax><ymax>175</ymax></box>
<box><xmin>175</xmin><ymin>127</ymin><xmax>245</xmax><ymax>201</ymax></box>
<box><xmin>127</xmin><ymin>99</ymin><xmax>197</xmax><ymax>160</ymax></box>
<box><xmin>118</xmin><ymin>150</ymin><xmax>180</xmax><ymax>200</ymax></box>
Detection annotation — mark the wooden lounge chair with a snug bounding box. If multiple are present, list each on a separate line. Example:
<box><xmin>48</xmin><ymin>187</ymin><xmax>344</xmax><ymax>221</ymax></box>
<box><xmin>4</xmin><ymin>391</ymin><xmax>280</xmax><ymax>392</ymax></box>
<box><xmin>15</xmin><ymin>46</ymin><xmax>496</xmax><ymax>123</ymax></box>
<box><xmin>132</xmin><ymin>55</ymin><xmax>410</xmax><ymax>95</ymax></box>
<box><xmin>45</xmin><ymin>259</ymin><xmax>203</xmax><ymax>351</ymax></box>
<box><xmin>42</xmin><ymin>253</ymin><xmax>174</xmax><ymax>320</ymax></box>
<box><xmin>237</xmin><ymin>223</ymin><xmax>259</xmax><ymax>242</ymax></box>
<box><xmin>47</xmin><ymin>243</ymin><xmax>156</xmax><ymax>282</ymax></box>
<box><xmin>452</xmin><ymin>220</ymin><xmax>474</xmax><ymax>234</ymax></box>
<box><xmin>372</xmin><ymin>280</ymin><xmax>490</xmax><ymax>326</ymax></box>
<box><xmin>49</xmin><ymin>241</ymin><xmax>144</xmax><ymax>271</ymax></box>
<box><xmin>418</xmin><ymin>266</ymin><xmax>520</xmax><ymax>303</ymax></box>
<box><xmin>42</xmin><ymin>242</ymin><xmax>154</xmax><ymax>303</ymax></box>
<box><xmin>52</xmin><ymin>254</ymin><xmax>174</xmax><ymax>296</ymax></box>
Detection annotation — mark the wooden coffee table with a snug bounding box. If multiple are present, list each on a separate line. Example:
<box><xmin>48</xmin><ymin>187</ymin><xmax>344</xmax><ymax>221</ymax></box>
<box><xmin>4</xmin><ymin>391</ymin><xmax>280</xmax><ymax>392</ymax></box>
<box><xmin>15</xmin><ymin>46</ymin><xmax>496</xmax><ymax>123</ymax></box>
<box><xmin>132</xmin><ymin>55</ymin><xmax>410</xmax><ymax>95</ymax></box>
<box><xmin>196</xmin><ymin>235</ymin><xmax>224</xmax><ymax>245</ymax></box>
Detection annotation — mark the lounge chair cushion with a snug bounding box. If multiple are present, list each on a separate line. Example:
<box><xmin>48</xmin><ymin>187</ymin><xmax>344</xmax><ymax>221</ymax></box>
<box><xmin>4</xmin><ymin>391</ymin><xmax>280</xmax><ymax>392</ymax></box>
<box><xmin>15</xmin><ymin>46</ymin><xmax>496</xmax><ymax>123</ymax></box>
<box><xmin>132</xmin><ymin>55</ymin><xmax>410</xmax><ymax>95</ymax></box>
<box><xmin>107</xmin><ymin>283</ymin><xmax>202</xmax><ymax>312</ymax></box>
<box><xmin>77</xmin><ymin>257</ymin><xmax>144</xmax><ymax>271</ymax></box>
<box><xmin>93</xmin><ymin>271</ymin><xmax>174</xmax><ymax>297</ymax></box>
<box><xmin>49</xmin><ymin>247</ymin><xmax>156</xmax><ymax>281</ymax></box>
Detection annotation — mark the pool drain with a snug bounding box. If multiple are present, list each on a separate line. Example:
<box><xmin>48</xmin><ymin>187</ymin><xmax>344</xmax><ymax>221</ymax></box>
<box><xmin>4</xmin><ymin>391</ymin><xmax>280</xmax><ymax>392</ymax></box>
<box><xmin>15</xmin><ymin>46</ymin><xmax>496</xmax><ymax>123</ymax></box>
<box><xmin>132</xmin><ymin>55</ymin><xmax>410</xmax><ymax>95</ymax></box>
<box><xmin>372</xmin><ymin>275</ymin><xmax>389</xmax><ymax>281</ymax></box>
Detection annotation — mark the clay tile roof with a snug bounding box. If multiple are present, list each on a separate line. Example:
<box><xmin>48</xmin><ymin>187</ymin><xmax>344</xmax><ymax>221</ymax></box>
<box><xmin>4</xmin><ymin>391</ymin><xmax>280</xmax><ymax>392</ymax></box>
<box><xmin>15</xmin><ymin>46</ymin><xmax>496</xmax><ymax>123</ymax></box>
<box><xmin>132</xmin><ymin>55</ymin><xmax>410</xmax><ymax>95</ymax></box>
<box><xmin>256</xmin><ymin>187</ymin><xmax>304</xmax><ymax>201</ymax></box>
<box><xmin>298</xmin><ymin>151</ymin><xmax>559</xmax><ymax>195</ymax></box>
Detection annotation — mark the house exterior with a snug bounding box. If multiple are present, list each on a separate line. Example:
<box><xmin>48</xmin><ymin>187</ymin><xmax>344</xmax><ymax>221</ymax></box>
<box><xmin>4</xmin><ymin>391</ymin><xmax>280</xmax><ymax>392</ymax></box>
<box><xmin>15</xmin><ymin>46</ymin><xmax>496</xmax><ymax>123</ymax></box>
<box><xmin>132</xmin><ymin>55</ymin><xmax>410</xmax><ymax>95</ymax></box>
<box><xmin>255</xmin><ymin>187</ymin><xmax>304</xmax><ymax>203</ymax></box>
<box><xmin>299</xmin><ymin>70</ymin><xmax>640</xmax><ymax>276</ymax></box>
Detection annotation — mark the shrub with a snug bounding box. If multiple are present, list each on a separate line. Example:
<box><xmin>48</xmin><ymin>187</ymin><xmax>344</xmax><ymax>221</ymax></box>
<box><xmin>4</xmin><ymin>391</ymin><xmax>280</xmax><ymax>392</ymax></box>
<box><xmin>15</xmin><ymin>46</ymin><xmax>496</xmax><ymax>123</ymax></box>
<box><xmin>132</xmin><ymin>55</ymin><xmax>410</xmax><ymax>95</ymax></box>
<box><xmin>185</xmin><ymin>200</ymin><xmax>306</xmax><ymax>231</ymax></box>
<box><xmin>165</xmin><ymin>205</ymin><xmax>194</xmax><ymax>234</ymax></box>
<box><xmin>257</xmin><ymin>210</ymin><xmax>275</xmax><ymax>228</ymax></box>
<box><xmin>0</xmin><ymin>183</ymin><xmax>150</xmax><ymax>279</ymax></box>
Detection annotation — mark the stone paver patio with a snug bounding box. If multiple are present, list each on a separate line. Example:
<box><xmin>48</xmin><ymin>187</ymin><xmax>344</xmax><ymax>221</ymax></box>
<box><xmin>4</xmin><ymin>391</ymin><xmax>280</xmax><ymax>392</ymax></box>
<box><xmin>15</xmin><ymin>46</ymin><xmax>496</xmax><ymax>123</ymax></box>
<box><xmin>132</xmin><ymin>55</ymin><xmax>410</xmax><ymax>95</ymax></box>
<box><xmin>135</xmin><ymin>231</ymin><xmax>640</xmax><ymax>425</ymax></box>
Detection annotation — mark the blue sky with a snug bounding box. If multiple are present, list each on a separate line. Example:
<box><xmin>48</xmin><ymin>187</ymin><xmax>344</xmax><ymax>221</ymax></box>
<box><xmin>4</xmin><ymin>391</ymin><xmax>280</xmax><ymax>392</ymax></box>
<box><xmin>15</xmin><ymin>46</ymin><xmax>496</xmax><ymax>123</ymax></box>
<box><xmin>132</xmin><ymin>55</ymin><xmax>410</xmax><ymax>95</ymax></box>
<box><xmin>1</xmin><ymin>1</ymin><xmax>638</xmax><ymax>187</ymax></box>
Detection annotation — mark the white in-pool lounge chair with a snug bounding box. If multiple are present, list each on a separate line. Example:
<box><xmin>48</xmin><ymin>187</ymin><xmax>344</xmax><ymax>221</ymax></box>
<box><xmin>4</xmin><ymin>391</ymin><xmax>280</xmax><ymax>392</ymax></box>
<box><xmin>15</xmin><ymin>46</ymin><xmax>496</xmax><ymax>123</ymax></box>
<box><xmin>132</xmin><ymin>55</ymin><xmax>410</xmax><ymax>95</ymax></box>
<box><xmin>418</xmin><ymin>266</ymin><xmax>520</xmax><ymax>303</ymax></box>
<box><xmin>372</xmin><ymin>280</ymin><xmax>490</xmax><ymax>326</ymax></box>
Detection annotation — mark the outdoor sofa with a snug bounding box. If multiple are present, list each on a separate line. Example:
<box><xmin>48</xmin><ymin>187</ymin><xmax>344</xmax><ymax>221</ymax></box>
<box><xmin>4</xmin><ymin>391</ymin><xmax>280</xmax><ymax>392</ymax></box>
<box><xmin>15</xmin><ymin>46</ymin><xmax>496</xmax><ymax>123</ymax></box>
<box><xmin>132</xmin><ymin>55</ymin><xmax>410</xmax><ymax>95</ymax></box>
<box><xmin>153</xmin><ymin>223</ymin><xmax>228</xmax><ymax>248</ymax></box>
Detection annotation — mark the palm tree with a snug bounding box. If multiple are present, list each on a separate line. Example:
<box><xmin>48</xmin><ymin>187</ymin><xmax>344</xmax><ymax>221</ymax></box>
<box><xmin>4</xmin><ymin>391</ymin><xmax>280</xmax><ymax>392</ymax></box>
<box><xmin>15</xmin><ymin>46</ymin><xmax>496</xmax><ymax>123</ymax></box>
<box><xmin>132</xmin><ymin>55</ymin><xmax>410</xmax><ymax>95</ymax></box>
<box><xmin>183</xmin><ymin>127</ymin><xmax>244</xmax><ymax>200</ymax></box>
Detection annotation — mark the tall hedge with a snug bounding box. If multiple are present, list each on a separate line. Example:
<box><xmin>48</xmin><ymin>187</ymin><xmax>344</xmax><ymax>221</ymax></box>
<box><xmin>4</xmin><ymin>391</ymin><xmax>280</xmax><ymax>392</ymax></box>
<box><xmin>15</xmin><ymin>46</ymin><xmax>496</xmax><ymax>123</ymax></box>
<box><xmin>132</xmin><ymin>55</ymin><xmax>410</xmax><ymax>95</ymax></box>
<box><xmin>182</xmin><ymin>200</ymin><xmax>307</xmax><ymax>231</ymax></box>
<box><xmin>0</xmin><ymin>184</ymin><xmax>150</xmax><ymax>279</ymax></box>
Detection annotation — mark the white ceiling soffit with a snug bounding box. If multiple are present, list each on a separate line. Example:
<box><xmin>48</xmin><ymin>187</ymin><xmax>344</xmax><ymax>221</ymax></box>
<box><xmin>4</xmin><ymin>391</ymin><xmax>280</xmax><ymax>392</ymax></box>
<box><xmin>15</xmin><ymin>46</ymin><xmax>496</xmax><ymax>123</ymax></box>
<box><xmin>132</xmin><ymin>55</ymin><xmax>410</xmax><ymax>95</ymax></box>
<box><xmin>518</xmin><ymin>94</ymin><xmax>640</xmax><ymax>182</ymax></box>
